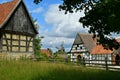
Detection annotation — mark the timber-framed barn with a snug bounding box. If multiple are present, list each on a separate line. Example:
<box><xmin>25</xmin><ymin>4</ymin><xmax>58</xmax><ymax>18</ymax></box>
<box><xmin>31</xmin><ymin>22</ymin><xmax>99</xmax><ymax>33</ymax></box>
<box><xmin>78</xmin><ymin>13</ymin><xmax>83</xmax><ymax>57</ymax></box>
<box><xmin>0</xmin><ymin>0</ymin><xmax>38</xmax><ymax>59</ymax></box>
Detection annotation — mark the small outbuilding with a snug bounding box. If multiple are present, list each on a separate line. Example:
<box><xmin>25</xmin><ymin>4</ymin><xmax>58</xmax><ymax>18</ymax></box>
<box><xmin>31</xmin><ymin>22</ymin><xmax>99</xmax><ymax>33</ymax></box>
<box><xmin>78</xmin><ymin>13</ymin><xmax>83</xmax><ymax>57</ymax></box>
<box><xmin>40</xmin><ymin>49</ymin><xmax>52</xmax><ymax>57</ymax></box>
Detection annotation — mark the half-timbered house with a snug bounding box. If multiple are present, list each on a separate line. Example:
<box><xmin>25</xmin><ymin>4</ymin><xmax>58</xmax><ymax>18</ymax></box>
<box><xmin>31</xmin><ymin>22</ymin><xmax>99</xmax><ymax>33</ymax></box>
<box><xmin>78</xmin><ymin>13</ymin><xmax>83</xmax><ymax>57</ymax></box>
<box><xmin>70</xmin><ymin>33</ymin><xmax>96</xmax><ymax>62</ymax></box>
<box><xmin>0</xmin><ymin>0</ymin><xmax>38</xmax><ymax>59</ymax></box>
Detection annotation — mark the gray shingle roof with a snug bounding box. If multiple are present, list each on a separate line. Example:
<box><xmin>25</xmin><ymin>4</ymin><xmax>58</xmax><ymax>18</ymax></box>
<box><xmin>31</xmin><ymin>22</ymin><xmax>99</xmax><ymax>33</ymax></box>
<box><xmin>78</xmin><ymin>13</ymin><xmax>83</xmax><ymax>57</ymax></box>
<box><xmin>72</xmin><ymin>33</ymin><xmax>96</xmax><ymax>53</ymax></box>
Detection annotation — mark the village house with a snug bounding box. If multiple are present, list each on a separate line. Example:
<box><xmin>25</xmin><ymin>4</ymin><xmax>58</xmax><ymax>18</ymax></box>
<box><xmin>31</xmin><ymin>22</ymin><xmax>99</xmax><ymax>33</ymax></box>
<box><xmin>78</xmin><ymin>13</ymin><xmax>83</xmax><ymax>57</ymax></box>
<box><xmin>70</xmin><ymin>33</ymin><xmax>120</xmax><ymax>64</ymax></box>
<box><xmin>0</xmin><ymin>0</ymin><xmax>38</xmax><ymax>59</ymax></box>
<box><xmin>70</xmin><ymin>33</ymin><xmax>96</xmax><ymax>62</ymax></box>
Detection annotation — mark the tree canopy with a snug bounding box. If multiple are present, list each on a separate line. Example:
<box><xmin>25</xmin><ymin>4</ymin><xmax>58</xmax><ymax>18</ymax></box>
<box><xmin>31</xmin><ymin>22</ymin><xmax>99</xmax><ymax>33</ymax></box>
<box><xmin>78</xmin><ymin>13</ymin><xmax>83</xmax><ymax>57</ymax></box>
<box><xmin>59</xmin><ymin>0</ymin><xmax>120</xmax><ymax>50</ymax></box>
<box><xmin>34</xmin><ymin>0</ymin><xmax>120</xmax><ymax>50</ymax></box>
<box><xmin>34</xmin><ymin>0</ymin><xmax>42</xmax><ymax>4</ymax></box>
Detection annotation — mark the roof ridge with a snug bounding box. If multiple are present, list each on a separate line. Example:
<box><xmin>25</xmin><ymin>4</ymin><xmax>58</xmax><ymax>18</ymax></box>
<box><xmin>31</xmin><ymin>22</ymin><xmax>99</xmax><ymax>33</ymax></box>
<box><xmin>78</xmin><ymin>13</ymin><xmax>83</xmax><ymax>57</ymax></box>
<box><xmin>0</xmin><ymin>0</ymin><xmax>13</xmax><ymax>4</ymax></box>
<box><xmin>78</xmin><ymin>32</ymin><xmax>93</xmax><ymax>35</ymax></box>
<box><xmin>0</xmin><ymin>2</ymin><xmax>11</xmax><ymax>5</ymax></box>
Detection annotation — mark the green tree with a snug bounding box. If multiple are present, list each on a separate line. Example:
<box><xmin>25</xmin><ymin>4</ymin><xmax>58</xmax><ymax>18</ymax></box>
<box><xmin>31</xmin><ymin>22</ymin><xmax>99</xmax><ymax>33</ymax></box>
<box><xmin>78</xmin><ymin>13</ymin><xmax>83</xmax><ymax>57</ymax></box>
<box><xmin>34</xmin><ymin>0</ymin><xmax>42</xmax><ymax>4</ymax></box>
<box><xmin>33</xmin><ymin>19</ymin><xmax>42</xmax><ymax>58</ymax></box>
<box><xmin>33</xmin><ymin>37</ymin><xmax>41</xmax><ymax>57</ymax></box>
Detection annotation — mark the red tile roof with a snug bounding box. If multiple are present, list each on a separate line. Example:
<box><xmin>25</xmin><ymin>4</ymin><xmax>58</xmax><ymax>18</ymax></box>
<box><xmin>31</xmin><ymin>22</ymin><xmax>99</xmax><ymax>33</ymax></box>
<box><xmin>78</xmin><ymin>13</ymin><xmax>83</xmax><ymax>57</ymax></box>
<box><xmin>91</xmin><ymin>44</ymin><xmax>113</xmax><ymax>54</ymax></box>
<box><xmin>41</xmin><ymin>49</ymin><xmax>52</xmax><ymax>57</ymax></box>
<box><xmin>0</xmin><ymin>0</ymin><xmax>19</xmax><ymax>27</ymax></box>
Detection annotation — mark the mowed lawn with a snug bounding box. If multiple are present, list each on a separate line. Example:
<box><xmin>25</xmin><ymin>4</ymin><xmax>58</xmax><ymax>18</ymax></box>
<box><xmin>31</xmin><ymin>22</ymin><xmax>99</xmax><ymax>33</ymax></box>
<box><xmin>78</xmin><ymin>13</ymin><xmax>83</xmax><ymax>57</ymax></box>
<box><xmin>0</xmin><ymin>60</ymin><xmax>120</xmax><ymax>80</ymax></box>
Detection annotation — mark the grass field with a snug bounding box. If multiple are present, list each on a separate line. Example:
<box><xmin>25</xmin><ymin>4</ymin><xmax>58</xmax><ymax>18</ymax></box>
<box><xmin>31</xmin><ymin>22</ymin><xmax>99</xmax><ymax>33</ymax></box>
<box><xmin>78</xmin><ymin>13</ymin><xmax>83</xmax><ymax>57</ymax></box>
<box><xmin>0</xmin><ymin>60</ymin><xmax>120</xmax><ymax>80</ymax></box>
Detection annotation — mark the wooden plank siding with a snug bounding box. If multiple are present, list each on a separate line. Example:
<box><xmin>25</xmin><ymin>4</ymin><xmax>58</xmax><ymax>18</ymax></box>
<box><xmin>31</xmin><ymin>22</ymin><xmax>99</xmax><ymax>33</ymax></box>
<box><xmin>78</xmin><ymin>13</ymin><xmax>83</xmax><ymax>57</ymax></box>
<box><xmin>3</xmin><ymin>3</ymin><xmax>36</xmax><ymax>35</ymax></box>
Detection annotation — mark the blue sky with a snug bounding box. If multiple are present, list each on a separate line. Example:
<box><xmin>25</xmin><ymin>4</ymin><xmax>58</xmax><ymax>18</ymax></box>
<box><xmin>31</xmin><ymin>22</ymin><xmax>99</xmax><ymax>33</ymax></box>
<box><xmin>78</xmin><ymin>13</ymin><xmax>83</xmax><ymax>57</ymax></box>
<box><xmin>1</xmin><ymin>0</ymin><xmax>119</xmax><ymax>52</ymax></box>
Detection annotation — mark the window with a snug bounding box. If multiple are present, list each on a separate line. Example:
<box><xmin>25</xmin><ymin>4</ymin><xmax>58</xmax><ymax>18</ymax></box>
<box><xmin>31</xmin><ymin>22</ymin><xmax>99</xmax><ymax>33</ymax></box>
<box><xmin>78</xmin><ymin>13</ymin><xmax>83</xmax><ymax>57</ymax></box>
<box><xmin>75</xmin><ymin>47</ymin><xmax>77</xmax><ymax>50</ymax></box>
<box><xmin>72</xmin><ymin>53</ymin><xmax>75</xmax><ymax>56</ymax></box>
<box><xmin>80</xmin><ymin>47</ymin><xmax>82</xmax><ymax>49</ymax></box>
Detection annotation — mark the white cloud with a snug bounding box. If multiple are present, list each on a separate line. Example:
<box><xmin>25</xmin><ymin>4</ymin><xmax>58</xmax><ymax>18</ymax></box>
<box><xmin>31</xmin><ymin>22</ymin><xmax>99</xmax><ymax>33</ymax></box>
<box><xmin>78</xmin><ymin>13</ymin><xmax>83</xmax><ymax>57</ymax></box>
<box><xmin>40</xmin><ymin>4</ymin><xmax>88</xmax><ymax>52</ymax></box>
<box><xmin>45</xmin><ymin>4</ymin><xmax>88</xmax><ymax>37</ymax></box>
<box><xmin>31</xmin><ymin>7</ymin><xmax>43</xmax><ymax>13</ymax></box>
<box><xmin>111</xmin><ymin>33</ymin><xmax>120</xmax><ymax>38</ymax></box>
<box><xmin>41</xmin><ymin>36</ymin><xmax>74</xmax><ymax>52</ymax></box>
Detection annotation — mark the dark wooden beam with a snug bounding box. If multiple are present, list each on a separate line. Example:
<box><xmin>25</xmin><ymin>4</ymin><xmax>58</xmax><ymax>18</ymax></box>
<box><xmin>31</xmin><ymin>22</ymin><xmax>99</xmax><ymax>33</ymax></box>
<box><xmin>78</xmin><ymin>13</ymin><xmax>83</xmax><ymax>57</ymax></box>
<box><xmin>19</xmin><ymin>34</ymin><xmax>20</xmax><ymax>52</ymax></box>
<box><xmin>26</xmin><ymin>36</ymin><xmax>28</xmax><ymax>52</ymax></box>
<box><xmin>0</xmin><ymin>31</ymin><xmax>2</xmax><ymax>52</ymax></box>
<box><xmin>10</xmin><ymin>33</ymin><xmax>12</xmax><ymax>52</ymax></box>
<box><xmin>1</xmin><ymin>30</ymin><xmax>35</xmax><ymax>37</ymax></box>
<box><xmin>27</xmin><ymin>37</ymin><xmax>33</xmax><ymax>52</ymax></box>
<box><xmin>3</xmin><ymin>33</ymin><xmax>9</xmax><ymax>51</ymax></box>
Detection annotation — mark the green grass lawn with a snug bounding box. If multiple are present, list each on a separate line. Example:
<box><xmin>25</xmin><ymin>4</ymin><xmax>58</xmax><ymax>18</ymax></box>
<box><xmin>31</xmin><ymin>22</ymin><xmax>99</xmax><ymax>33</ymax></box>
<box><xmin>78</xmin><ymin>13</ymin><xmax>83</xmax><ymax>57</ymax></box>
<box><xmin>0</xmin><ymin>60</ymin><xmax>120</xmax><ymax>80</ymax></box>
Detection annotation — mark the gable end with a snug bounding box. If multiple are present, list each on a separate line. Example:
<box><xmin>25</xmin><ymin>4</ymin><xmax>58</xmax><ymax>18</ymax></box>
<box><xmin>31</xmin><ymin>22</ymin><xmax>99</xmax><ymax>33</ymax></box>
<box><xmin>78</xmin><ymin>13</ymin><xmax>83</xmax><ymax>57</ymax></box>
<box><xmin>1</xmin><ymin>0</ymin><xmax>38</xmax><ymax>35</ymax></box>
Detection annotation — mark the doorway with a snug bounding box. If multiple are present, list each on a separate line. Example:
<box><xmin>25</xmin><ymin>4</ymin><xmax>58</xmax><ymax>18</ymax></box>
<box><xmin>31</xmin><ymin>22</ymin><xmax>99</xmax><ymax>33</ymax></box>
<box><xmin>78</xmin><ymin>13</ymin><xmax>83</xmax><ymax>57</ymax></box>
<box><xmin>77</xmin><ymin>55</ymin><xmax>82</xmax><ymax>62</ymax></box>
<box><xmin>115</xmin><ymin>54</ymin><xmax>120</xmax><ymax>65</ymax></box>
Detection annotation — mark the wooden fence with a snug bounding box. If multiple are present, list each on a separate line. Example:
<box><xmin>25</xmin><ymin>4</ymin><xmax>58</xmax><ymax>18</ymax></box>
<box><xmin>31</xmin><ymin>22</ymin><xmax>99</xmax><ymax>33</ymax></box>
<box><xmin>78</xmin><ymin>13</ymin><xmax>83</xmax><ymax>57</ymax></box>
<box><xmin>46</xmin><ymin>58</ymin><xmax>120</xmax><ymax>71</ymax></box>
<box><xmin>35</xmin><ymin>57</ymin><xmax>120</xmax><ymax>71</ymax></box>
<box><xmin>82</xmin><ymin>59</ymin><xmax>120</xmax><ymax>71</ymax></box>
<box><xmin>36</xmin><ymin>57</ymin><xmax>120</xmax><ymax>71</ymax></box>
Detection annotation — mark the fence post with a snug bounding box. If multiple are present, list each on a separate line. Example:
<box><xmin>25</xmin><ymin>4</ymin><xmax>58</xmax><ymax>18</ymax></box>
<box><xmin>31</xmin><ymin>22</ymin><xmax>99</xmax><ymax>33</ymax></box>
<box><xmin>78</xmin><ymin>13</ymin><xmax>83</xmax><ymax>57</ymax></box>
<box><xmin>83</xmin><ymin>57</ymin><xmax>85</xmax><ymax>66</ymax></box>
<box><xmin>105</xmin><ymin>57</ymin><xmax>108</xmax><ymax>70</ymax></box>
